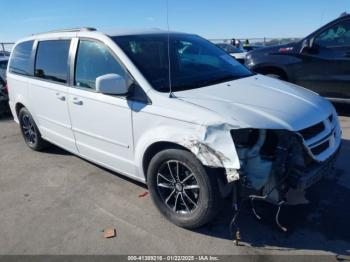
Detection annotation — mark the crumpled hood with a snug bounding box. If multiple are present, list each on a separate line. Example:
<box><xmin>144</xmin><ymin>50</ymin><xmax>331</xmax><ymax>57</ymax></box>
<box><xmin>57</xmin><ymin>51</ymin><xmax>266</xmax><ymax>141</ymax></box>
<box><xmin>174</xmin><ymin>75</ymin><xmax>334</xmax><ymax>131</ymax></box>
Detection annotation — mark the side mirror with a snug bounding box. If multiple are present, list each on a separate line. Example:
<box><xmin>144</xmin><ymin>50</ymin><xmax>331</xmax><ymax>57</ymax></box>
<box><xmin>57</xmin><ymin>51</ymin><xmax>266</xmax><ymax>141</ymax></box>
<box><xmin>300</xmin><ymin>38</ymin><xmax>315</xmax><ymax>54</ymax></box>
<box><xmin>96</xmin><ymin>73</ymin><xmax>128</xmax><ymax>95</ymax></box>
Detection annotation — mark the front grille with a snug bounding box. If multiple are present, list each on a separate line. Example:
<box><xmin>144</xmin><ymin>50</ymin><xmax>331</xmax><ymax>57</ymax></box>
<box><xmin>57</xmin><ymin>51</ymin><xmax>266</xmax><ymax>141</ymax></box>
<box><xmin>299</xmin><ymin>122</ymin><xmax>325</xmax><ymax>140</ymax></box>
<box><xmin>311</xmin><ymin>141</ymin><xmax>329</xmax><ymax>155</ymax></box>
<box><xmin>297</xmin><ymin>113</ymin><xmax>340</xmax><ymax>161</ymax></box>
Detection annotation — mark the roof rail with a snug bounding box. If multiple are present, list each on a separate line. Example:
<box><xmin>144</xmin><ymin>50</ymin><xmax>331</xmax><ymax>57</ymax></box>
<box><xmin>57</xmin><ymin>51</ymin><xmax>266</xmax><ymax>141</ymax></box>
<box><xmin>33</xmin><ymin>27</ymin><xmax>97</xmax><ymax>35</ymax></box>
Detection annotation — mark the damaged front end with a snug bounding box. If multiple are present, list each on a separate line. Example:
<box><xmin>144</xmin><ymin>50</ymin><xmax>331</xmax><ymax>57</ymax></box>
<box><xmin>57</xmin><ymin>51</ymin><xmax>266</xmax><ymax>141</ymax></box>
<box><xmin>227</xmin><ymin>115</ymin><xmax>341</xmax><ymax>233</ymax></box>
<box><xmin>233</xmin><ymin>115</ymin><xmax>341</xmax><ymax>206</ymax></box>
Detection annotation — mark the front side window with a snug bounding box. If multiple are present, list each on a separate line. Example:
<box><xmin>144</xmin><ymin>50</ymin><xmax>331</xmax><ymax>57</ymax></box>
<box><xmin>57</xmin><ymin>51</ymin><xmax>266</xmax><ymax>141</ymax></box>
<box><xmin>34</xmin><ymin>40</ymin><xmax>71</xmax><ymax>83</ymax></box>
<box><xmin>113</xmin><ymin>34</ymin><xmax>252</xmax><ymax>92</ymax></box>
<box><xmin>9</xmin><ymin>41</ymin><xmax>34</xmax><ymax>76</ymax></box>
<box><xmin>315</xmin><ymin>20</ymin><xmax>350</xmax><ymax>47</ymax></box>
<box><xmin>75</xmin><ymin>40</ymin><xmax>128</xmax><ymax>90</ymax></box>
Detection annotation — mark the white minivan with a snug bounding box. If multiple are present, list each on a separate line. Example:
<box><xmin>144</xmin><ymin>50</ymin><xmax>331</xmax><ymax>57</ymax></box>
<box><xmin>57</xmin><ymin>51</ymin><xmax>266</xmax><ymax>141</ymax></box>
<box><xmin>7</xmin><ymin>28</ymin><xmax>341</xmax><ymax>229</ymax></box>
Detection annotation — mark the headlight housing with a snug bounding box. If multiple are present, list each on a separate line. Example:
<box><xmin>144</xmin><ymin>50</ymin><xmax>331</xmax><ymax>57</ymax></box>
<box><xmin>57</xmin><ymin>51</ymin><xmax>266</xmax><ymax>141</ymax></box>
<box><xmin>230</xmin><ymin>128</ymin><xmax>259</xmax><ymax>147</ymax></box>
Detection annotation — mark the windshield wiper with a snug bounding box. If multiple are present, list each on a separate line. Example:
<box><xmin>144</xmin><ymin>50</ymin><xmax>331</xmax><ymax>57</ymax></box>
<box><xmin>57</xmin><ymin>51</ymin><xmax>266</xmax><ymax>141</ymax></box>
<box><xmin>169</xmin><ymin>76</ymin><xmax>239</xmax><ymax>92</ymax></box>
<box><xmin>196</xmin><ymin>75</ymin><xmax>241</xmax><ymax>87</ymax></box>
<box><xmin>157</xmin><ymin>74</ymin><xmax>252</xmax><ymax>92</ymax></box>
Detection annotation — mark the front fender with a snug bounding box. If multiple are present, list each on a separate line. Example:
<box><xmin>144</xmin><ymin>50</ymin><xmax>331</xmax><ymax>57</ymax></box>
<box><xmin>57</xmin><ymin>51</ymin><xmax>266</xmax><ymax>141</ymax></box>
<box><xmin>135</xmin><ymin>123</ymin><xmax>241</xmax><ymax>181</ymax></box>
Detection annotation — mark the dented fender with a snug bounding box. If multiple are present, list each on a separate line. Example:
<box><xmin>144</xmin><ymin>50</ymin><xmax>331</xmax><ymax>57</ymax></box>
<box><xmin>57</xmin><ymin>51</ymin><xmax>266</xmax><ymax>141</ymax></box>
<box><xmin>134</xmin><ymin>123</ymin><xmax>241</xmax><ymax>181</ymax></box>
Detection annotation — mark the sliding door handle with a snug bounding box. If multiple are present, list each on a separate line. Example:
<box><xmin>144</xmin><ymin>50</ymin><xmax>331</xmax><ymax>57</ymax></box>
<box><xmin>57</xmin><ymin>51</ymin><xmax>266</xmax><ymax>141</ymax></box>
<box><xmin>72</xmin><ymin>97</ymin><xmax>83</xmax><ymax>105</ymax></box>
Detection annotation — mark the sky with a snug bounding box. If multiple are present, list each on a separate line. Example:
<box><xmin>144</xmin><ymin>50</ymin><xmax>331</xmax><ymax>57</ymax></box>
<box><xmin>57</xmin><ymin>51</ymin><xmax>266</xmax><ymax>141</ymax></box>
<box><xmin>0</xmin><ymin>0</ymin><xmax>349</xmax><ymax>42</ymax></box>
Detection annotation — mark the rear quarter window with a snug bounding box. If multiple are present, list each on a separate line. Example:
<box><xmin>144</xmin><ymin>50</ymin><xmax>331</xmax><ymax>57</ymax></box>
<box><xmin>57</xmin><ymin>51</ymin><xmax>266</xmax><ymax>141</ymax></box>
<box><xmin>9</xmin><ymin>41</ymin><xmax>34</xmax><ymax>76</ymax></box>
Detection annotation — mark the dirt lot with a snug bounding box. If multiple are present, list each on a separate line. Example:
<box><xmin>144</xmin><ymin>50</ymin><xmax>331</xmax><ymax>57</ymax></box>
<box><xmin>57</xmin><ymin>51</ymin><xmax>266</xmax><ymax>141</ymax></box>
<box><xmin>0</xmin><ymin>105</ymin><xmax>349</xmax><ymax>259</ymax></box>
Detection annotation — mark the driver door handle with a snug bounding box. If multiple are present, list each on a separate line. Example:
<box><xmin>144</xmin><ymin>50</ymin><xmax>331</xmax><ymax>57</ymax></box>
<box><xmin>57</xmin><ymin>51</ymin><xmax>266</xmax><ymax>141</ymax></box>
<box><xmin>72</xmin><ymin>97</ymin><xmax>83</xmax><ymax>105</ymax></box>
<box><xmin>56</xmin><ymin>93</ymin><xmax>66</xmax><ymax>101</ymax></box>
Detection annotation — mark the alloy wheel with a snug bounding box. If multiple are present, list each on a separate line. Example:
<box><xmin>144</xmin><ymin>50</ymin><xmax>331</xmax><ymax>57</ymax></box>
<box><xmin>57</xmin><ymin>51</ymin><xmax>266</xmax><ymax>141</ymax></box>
<box><xmin>21</xmin><ymin>114</ymin><xmax>37</xmax><ymax>145</ymax></box>
<box><xmin>156</xmin><ymin>160</ymin><xmax>200</xmax><ymax>214</ymax></box>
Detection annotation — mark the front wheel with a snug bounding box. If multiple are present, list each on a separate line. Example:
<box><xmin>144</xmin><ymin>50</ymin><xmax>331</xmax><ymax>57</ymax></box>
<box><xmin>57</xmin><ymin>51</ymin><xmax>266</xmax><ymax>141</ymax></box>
<box><xmin>147</xmin><ymin>149</ymin><xmax>221</xmax><ymax>228</ymax></box>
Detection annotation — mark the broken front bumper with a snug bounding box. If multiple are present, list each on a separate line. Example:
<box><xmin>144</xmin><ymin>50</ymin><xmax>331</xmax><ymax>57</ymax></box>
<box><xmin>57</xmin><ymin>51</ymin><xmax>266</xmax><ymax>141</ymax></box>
<box><xmin>287</xmin><ymin>145</ymin><xmax>341</xmax><ymax>191</ymax></box>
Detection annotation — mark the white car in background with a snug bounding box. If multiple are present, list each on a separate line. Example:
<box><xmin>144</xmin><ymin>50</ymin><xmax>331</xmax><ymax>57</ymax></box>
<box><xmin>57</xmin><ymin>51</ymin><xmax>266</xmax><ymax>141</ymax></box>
<box><xmin>7</xmin><ymin>28</ymin><xmax>341</xmax><ymax>229</ymax></box>
<box><xmin>215</xmin><ymin>43</ymin><xmax>247</xmax><ymax>64</ymax></box>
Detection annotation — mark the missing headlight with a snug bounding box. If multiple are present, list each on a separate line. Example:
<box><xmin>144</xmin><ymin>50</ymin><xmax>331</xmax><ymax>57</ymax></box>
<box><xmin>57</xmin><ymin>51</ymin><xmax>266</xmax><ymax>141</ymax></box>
<box><xmin>230</xmin><ymin>128</ymin><xmax>259</xmax><ymax>147</ymax></box>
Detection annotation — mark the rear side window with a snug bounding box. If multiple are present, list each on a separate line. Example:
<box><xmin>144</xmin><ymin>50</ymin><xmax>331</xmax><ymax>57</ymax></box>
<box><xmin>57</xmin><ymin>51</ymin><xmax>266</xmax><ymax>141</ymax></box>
<box><xmin>35</xmin><ymin>40</ymin><xmax>71</xmax><ymax>83</ymax></box>
<box><xmin>75</xmin><ymin>40</ymin><xmax>128</xmax><ymax>89</ymax></box>
<box><xmin>9</xmin><ymin>41</ymin><xmax>34</xmax><ymax>76</ymax></box>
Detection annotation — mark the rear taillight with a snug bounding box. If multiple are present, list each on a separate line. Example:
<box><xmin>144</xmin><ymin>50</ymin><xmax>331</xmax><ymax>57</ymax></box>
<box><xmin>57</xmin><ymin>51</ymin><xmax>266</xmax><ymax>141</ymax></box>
<box><xmin>278</xmin><ymin>47</ymin><xmax>294</xmax><ymax>53</ymax></box>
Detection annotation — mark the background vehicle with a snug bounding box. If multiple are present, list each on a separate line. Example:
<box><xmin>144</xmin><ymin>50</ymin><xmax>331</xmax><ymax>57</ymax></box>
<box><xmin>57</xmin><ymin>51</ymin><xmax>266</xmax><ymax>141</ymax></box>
<box><xmin>0</xmin><ymin>57</ymin><xmax>9</xmax><ymax>114</ymax></box>
<box><xmin>0</xmin><ymin>51</ymin><xmax>10</xmax><ymax>57</ymax></box>
<box><xmin>0</xmin><ymin>57</ymin><xmax>8</xmax><ymax>80</ymax></box>
<box><xmin>215</xmin><ymin>43</ymin><xmax>247</xmax><ymax>63</ymax></box>
<box><xmin>243</xmin><ymin>45</ymin><xmax>264</xmax><ymax>52</ymax></box>
<box><xmin>245</xmin><ymin>14</ymin><xmax>350</xmax><ymax>102</ymax></box>
<box><xmin>7</xmin><ymin>28</ymin><xmax>341</xmax><ymax>229</ymax></box>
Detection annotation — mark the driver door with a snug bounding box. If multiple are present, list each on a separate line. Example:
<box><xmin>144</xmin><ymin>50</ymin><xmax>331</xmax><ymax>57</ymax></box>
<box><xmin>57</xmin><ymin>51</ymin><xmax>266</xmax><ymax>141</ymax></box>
<box><xmin>294</xmin><ymin>18</ymin><xmax>350</xmax><ymax>99</ymax></box>
<box><xmin>68</xmin><ymin>39</ymin><xmax>135</xmax><ymax>175</ymax></box>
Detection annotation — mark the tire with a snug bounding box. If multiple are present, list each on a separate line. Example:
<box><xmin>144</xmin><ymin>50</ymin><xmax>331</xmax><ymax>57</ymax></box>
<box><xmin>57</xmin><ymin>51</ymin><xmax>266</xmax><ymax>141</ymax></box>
<box><xmin>18</xmin><ymin>107</ymin><xmax>48</xmax><ymax>151</ymax></box>
<box><xmin>147</xmin><ymin>149</ymin><xmax>221</xmax><ymax>228</ymax></box>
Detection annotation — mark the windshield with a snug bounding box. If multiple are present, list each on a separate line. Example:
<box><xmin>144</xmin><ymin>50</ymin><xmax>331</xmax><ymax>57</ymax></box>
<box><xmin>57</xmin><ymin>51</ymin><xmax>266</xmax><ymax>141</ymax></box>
<box><xmin>112</xmin><ymin>34</ymin><xmax>253</xmax><ymax>92</ymax></box>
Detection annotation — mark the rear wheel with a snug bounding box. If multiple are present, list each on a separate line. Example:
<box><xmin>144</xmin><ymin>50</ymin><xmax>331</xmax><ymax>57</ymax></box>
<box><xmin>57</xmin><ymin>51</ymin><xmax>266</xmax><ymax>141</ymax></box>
<box><xmin>147</xmin><ymin>149</ymin><xmax>221</xmax><ymax>228</ymax></box>
<box><xmin>19</xmin><ymin>107</ymin><xmax>48</xmax><ymax>151</ymax></box>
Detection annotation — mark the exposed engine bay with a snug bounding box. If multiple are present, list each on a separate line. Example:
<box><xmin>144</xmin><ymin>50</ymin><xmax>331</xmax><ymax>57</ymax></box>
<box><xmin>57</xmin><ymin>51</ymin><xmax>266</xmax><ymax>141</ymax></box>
<box><xmin>232</xmin><ymin>128</ymin><xmax>338</xmax><ymax>203</ymax></box>
<box><xmin>228</xmin><ymin>124</ymin><xmax>340</xmax><ymax>234</ymax></box>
